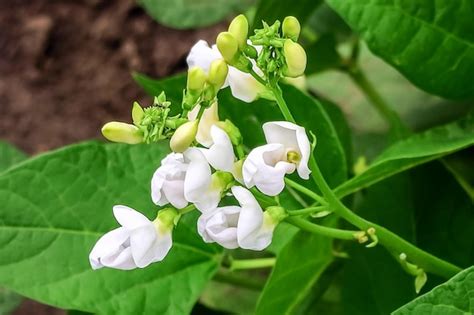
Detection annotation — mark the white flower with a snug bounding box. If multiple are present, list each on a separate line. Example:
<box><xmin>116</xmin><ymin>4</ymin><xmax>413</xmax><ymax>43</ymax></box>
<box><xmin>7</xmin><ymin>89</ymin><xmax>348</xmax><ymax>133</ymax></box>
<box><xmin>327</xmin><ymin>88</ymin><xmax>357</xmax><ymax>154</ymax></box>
<box><xmin>89</xmin><ymin>205</ymin><xmax>172</xmax><ymax>270</ymax></box>
<box><xmin>187</xmin><ymin>101</ymin><xmax>219</xmax><ymax>147</ymax></box>
<box><xmin>186</xmin><ymin>40</ymin><xmax>265</xmax><ymax>103</ymax></box>
<box><xmin>243</xmin><ymin>143</ymin><xmax>296</xmax><ymax>196</ymax></box>
<box><xmin>151</xmin><ymin>153</ymin><xmax>188</xmax><ymax>209</ymax></box>
<box><xmin>183</xmin><ymin>148</ymin><xmax>222</xmax><ymax>212</ymax></box>
<box><xmin>200</xmin><ymin>125</ymin><xmax>235</xmax><ymax>172</ymax></box>
<box><xmin>197</xmin><ymin>186</ymin><xmax>275</xmax><ymax>250</ymax></box>
<box><xmin>263</xmin><ymin>121</ymin><xmax>311</xmax><ymax>179</ymax></box>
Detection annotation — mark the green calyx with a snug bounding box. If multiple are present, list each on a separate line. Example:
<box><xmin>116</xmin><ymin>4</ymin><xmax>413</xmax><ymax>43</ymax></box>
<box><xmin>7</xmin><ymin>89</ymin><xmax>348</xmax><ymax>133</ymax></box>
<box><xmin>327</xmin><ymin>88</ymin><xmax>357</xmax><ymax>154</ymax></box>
<box><xmin>215</xmin><ymin>119</ymin><xmax>242</xmax><ymax>146</ymax></box>
<box><xmin>265</xmin><ymin>206</ymin><xmax>288</xmax><ymax>224</ymax></box>
<box><xmin>211</xmin><ymin>171</ymin><xmax>235</xmax><ymax>194</ymax></box>
<box><xmin>155</xmin><ymin>208</ymin><xmax>180</xmax><ymax>231</ymax></box>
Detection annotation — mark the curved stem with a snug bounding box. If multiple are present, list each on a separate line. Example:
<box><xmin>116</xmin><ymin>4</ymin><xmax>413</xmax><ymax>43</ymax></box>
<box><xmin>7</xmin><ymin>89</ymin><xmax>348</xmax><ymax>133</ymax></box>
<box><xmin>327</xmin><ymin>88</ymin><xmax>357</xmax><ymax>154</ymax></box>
<box><xmin>284</xmin><ymin>178</ymin><xmax>326</xmax><ymax>205</ymax></box>
<box><xmin>230</xmin><ymin>258</ymin><xmax>276</xmax><ymax>271</ymax></box>
<box><xmin>179</xmin><ymin>204</ymin><xmax>195</xmax><ymax>215</ymax></box>
<box><xmin>286</xmin><ymin>217</ymin><xmax>357</xmax><ymax>240</ymax></box>
<box><xmin>287</xmin><ymin>206</ymin><xmax>328</xmax><ymax>216</ymax></box>
<box><xmin>249</xmin><ymin>69</ymin><xmax>267</xmax><ymax>86</ymax></box>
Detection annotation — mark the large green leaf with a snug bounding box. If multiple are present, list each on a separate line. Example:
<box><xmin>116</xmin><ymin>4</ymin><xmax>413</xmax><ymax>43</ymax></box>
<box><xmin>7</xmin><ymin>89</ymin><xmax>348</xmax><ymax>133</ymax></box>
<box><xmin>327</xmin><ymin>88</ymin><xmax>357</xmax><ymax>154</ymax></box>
<box><xmin>393</xmin><ymin>266</ymin><xmax>474</xmax><ymax>314</ymax></box>
<box><xmin>139</xmin><ymin>0</ymin><xmax>245</xmax><ymax>29</ymax></box>
<box><xmin>252</xmin><ymin>0</ymin><xmax>322</xmax><ymax>29</ymax></box>
<box><xmin>255</xmin><ymin>231</ymin><xmax>333</xmax><ymax>314</ymax></box>
<box><xmin>326</xmin><ymin>0</ymin><xmax>474</xmax><ymax>99</ymax></box>
<box><xmin>0</xmin><ymin>141</ymin><xmax>26</xmax><ymax>174</ymax></box>
<box><xmin>0</xmin><ymin>142</ymin><xmax>221</xmax><ymax>314</ymax></box>
<box><xmin>335</xmin><ymin>113</ymin><xmax>474</xmax><ymax>198</ymax></box>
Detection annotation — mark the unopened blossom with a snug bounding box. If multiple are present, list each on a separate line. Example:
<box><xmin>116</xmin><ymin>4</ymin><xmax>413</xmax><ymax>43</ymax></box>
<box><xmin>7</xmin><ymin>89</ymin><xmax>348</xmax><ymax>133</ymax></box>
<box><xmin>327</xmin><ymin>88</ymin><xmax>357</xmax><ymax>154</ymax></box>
<box><xmin>151</xmin><ymin>152</ymin><xmax>188</xmax><ymax>209</ymax></box>
<box><xmin>89</xmin><ymin>206</ymin><xmax>173</xmax><ymax>270</ymax></box>
<box><xmin>198</xmin><ymin>186</ymin><xmax>276</xmax><ymax>250</ymax></box>
<box><xmin>186</xmin><ymin>40</ymin><xmax>265</xmax><ymax>103</ymax></box>
<box><xmin>187</xmin><ymin>101</ymin><xmax>219</xmax><ymax>147</ymax></box>
<box><xmin>243</xmin><ymin>121</ymin><xmax>311</xmax><ymax>195</ymax></box>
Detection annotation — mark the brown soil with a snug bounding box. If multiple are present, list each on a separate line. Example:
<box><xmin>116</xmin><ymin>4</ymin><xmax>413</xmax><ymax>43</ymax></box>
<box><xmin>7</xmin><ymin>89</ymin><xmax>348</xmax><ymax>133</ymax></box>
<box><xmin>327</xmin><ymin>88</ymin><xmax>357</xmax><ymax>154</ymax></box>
<box><xmin>0</xmin><ymin>0</ymin><xmax>224</xmax><ymax>313</ymax></box>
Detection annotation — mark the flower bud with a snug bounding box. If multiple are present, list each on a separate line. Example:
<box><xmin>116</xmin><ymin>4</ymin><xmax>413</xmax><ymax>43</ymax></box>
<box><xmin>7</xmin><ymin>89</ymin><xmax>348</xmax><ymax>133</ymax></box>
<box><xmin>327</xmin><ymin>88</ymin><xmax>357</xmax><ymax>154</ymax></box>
<box><xmin>216</xmin><ymin>32</ymin><xmax>239</xmax><ymax>63</ymax></box>
<box><xmin>283</xmin><ymin>39</ymin><xmax>307</xmax><ymax>77</ymax></box>
<box><xmin>132</xmin><ymin>102</ymin><xmax>144</xmax><ymax>125</ymax></box>
<box><xmin>101</xmin><ymin>122</ymin><xmax>143</xmax><ymax>144</ymax></box>
<box><xmin>282</xmin><ymin>16</ymin><xmax>301</xmax><ymax>41</ymax></box>
<box><xmin>228</xmin><ymin>14</ymin><xmax>248</xmax><ymax>49</ymax></box>
<box><xmin>207</xmin><ymin>59</ymin><xmax>228</xmax><ymax>90</ymax></box>
<box><xmin>187</xmin><ymin>66</ymin><xmax>207</xmax><ymax>92</ymax></box>
<box><xmin>170</xmin><ymin>120</ymin><xmax>198</xmax><ymax>153</ymax></box>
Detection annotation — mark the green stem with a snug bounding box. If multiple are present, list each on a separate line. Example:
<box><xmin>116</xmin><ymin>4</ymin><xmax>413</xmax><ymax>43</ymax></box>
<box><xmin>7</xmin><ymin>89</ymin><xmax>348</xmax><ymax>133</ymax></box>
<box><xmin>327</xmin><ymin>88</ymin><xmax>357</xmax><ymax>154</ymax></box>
<box><xmin>249</xmin><ymin>69</ymin><xmax>267</xmax><ymax>86</ymax></box>
<box><xmin>269</xmin><ymin>81</ymin><xmax>296</xmax><ymax>123</ymax></box>
<box><xmin>287</xmin><ymin>206</ymin><xmax>328</xmax><ymax>216</ymax></box>
<box><xmin>213</xmin><ymin>270</ymin><xmax>264</xmax><ymax>291</ymax></box>
<box><xmin>286</xmin><ymin>217</ymin><xmax>357</xmax><ymax>240</ymax></box>
<box><xmin>230</xmin><ymin>258</ymin><xmax>276</xmax><ymax>271</ymax></box>
<box><xmin>284</xmin><ymin>178</ymin><xmax>327</xmax><ymax>205</ymax></box>
<box><xmin>308</xmin><ymin>156</ymin><xmax>461</xmax><ymax>278</ymax></box>
<box><xmin>179</xmin><ymin>204</ymin><xmax>195</xmax><ymax>215</ymax></box>
<box><xmin>347</xmin><ymin>67</ymin><xmax>408</xmax><ymax>139</ymax></box>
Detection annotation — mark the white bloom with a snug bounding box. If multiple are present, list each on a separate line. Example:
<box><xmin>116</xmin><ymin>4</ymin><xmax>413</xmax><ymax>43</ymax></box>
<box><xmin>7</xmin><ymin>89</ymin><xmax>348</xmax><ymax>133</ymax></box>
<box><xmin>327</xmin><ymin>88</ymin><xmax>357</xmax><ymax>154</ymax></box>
<box><xmin>151</xmin><ymin>153</ymin><xmax>188</xmax><ymax>209</ymax></box>
<box><xmin>198</xmin><ymin>206</ymin><xmax>240</xmax><ymax>249</ymax></box>
<box><xmin>263</xmin><ymin>121</ymin><xmax>311</xmax><ymax>179</ymax></box>
<box><xmin>200</xmin><ymin>125</ymin><xmax>235</xmax><ymax>172</ymax></box>
<box><xmin>243</xmin><ymin>143</ymin><xmax>296</xmax><ymax>196</ymax></box>
<box><xmin>183</xmin><ymin>148</ymin><xmax>222</xmax><ymax>212</ymax></box>
<box><xmin>186</xmin><ymin>40</ymin><xmax>265</xmax><ymax>103</ymax></box>
<box><xmin>187</xmin><ymin>101</ymin><xmax>219</xmax><ymax>147</ymax></box>
<box><xmin>89</xmin><ymin>205</ymin><xmax>172</xmax><ymax>270</ymax></box>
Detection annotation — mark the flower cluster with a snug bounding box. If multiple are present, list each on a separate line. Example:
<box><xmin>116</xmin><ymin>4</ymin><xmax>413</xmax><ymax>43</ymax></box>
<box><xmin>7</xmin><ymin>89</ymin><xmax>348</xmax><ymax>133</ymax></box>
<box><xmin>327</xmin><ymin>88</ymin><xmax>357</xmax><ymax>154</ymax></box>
<box><xmin>90</xmin><ymin>14</ymin><xmax>310</xmax><ymax>270</ymax></box>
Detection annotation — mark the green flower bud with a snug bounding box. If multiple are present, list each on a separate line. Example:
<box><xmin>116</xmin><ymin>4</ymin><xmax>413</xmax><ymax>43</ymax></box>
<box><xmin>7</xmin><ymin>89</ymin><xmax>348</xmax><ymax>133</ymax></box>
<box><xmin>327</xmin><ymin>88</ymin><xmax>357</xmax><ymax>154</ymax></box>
<box><xmin>101</xmin><ymin>122</ymin><xmax>143</xmax><ymax>144</ymax></box>
<box><xmin>187</xmin><ymin>66</ymin><xmax>207</xmax><ymax>92</ymax></box>
<box><xmin>282</xmin><ymin>16</ymin><xmax>301</xmax><ymax>41</ymax></box>
<box><xmin>283</xmin><ymin>39</ymin><xmax>307</xmax><ymax>77</ymax></box>
<box><xmin>132</xmin><ymin>102</ymin><xmax>144</xmax><ymax>125</ymax></box>
<box><xmin>207</xmin><ymin>59</ymin><xmax>228</xmax><ymax>90</ymax></box>
<box><xmin>216</xmin><ymin>32</ymin><xmax>239</xmax><ymax>63</ymax></box>
<box><xmin>244</xmin><ymin>45</ymin><xmax>258</xmax><ymax>59</ymax></box>
<box><xmin>169</xmin><ymin>120</ymin><xmax>198</xmax><ymax>153</ymax></box>
<box><xmin>228</xmin><ymin>14</ymin><xmax>249</xmax><ymax>49</ymax></box>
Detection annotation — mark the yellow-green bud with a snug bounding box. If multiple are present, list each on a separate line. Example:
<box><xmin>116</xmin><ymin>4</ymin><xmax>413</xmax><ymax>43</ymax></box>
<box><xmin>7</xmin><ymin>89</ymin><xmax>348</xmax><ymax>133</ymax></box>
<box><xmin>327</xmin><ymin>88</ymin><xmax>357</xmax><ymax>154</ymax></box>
<box><xmin>187</xmin><ymin>66</ymin><xmax>207</xmax><ymax>92</ymax></box>
<box><xmin>283</xmin><ymin>39</ymin><xmax>307</xmax><ymax>77</ymax></box>
<box><xmin>216</xmin><ymin>32</ymin><xmax>239</xmax><ymax>63</ymax></box>
<box><xmin>282</xmin><ymin>16</ymin><xmax>301</xmax><ymax>41</ymax></box>
<box><xmin>101</xmin><ymin>122</ymin><xmax>143</xmax><ymax>144</ymax></box>
<box><xmin>208</xmin><ymin>59</ymin><xmax>228</xmax><ymax>90</ymax></box>
<box><xmin>170</xmin><ymin>120</ymin><xmax>198</xmax><ymax>153</ymax></box>
<box><xmin>132</xmin><ymin>102</ymin><xmax>144</xmax><ymax>125</ymax></box>
<box><xmin>228</xmin><ymin>14</ymin><xmax>248</xmax><ymax>49</ymax></box>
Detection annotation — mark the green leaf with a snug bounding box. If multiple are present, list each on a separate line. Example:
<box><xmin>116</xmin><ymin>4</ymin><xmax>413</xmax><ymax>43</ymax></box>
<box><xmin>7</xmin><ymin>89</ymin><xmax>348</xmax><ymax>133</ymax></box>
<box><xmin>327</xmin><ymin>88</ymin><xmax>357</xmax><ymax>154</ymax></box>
<box><xmin>252</xmin><ymin>0</ymin><xmax>322</xmax><ymax>29</ymax></box>
<box><xmin>0</xmin><ymin>142</ymin><xmax>221</xmax><ymax>314</ymax></box>
<box><xmin>0</xmin><ymin>141</ymin><xmax>26</xmax><ymax>173</ymax></box>
<box><xmin>139</xmin><ymin>0</ymin><xmax>244</xmax><ymax>29</ymax></box>
<box><xmin>393</xmin><ymin>266</ymin><xmax>474</xmax><ymax>314</ymax></box>
<box><xmin>441</xmin><ymin>148</ymin><xmax>474</xmax><ymax>201</ymax></box>
<box><xmin>305</xmin><ymin>34</ymin><xmax>343</xmax><ymax>74</ymax></box>
<box><xmin>326</xmin><ymin>0</ymin><xmax>474</xmax><ymax>99</ymax></box>
<box><xmin>255</xmin><ymin>231</ymin><xmax>333</xmax><ymax>314</ymax></box>
<box><xmin>335</xmin><ymin>113</ymin><xmax>474</xmax><ymax>198</ymax></box>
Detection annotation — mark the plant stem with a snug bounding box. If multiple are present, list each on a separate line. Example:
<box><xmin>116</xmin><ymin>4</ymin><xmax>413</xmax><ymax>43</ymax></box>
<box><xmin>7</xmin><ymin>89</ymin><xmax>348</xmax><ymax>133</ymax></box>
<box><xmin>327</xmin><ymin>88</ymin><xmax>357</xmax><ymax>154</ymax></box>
<box><xmin>285</xmin><ymin>178</ymin><xmax>327</xmax><ymax>205</ymax></box>
<box><xmin>287</xmin><ymin>206</ymin><xmax>328</xmax><ymax>216</ymax></box>
<box><xmin>179</xmin><ymin>204</ymin><xmax>195</xmax><ymax>215</ymax></box>
<box><xmin>269</xmin><ymin>81</ymin><xmax>296</xmax><ymax>123</ymax></box>
<box><xmin>213</xmin><ymin>270</ymin><xmax>264</xmax><ymax>291</ymax></box>
<box><xmin>308</xmin><ymin>156</ymin><xmax>461</xmax><ymax>278</ymax></box>
<box><xmin>230</xmin><ymin>258</ymin><xmax>276</xmax><ymax>271</ymax></box>
<box><xmin>347</xmin><ymin>66</ymin><xmax>408</xmax><ymax>139</ymax></box>
<box><xmin>249</xmin><ymin>69</ymin><xmax>268</xmax><ymax>86</ymax></box>
<box><xmin>286</xmin><ymin>217</ymin><xmax>357</xmax><ymax>240</ymax></box>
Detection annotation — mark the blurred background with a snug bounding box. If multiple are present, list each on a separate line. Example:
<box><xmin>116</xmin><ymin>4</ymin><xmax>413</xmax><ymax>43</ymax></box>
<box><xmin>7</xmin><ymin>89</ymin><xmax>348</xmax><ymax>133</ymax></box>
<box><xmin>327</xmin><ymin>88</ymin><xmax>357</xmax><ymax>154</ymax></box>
<box><xmin>1</xmin><ymin>0</ymin><xmax>472</xmax><ymax>314</ymax></box>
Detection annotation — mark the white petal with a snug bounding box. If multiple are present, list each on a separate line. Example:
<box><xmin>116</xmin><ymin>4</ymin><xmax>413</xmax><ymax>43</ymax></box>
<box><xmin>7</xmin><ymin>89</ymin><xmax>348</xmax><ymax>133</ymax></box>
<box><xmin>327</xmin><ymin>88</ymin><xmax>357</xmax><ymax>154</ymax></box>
<box><xmin>232</xmin><ymin>186</ymin><xmax>271</xmax><ymax>250</ymax></box>
<box><xmin>151</xmin><ymin>153</ymin><xmax>187</xmax><ymax>207</ymax></box>
<box><xmin>201</xmin><ymin>125</ymin><xmax>235</xmax><ymax>172</ymax></box>
<box><xmin>227</xmin><ymin>67</ymin><xmax>265</xmax><ymax>103</ymax></box>
<box><xmin>186</xmin><ymin>40</ymin><xmax>222</xmax><ymax>74</ymax></box>
<box><xmin>161</xmin><ymin>179</ymin><xmax>188</xmax><ymax>209</ymax></box>
<box><xmin>193</xmin><ymin>185</ymin><xmax>222</xmax><ymax>213</ymax></box>
<box><xmin>263</xmin><ymin>121</ymin><xmax>311</xmax><ymax>179</ymax></box>
<box><xmin>148</xmin><ymin>227</ymin><xmax>173</xmax><ymax>262</ymax></box>
<box><xmin>198</xmin><ymin>206</ymin><xmax>240</xmax><ymax>249</ymax></box>
<box><xmin>89</xmin><ymin>227</ymin><xmax>136</xmax><ymax>270</ymax></box>
<box><xmin>183</xmin><ymin>148</ymin><xmax>212</xmax><ymax>205</ymax></box>
<box><xmin>113</xmin><ymin>205</ymin><xmax>151</xmax><ymax>230</ymax></box>
<box><xmin>195</xmin><ymin>102</ymin><xmax>220</xmax><ymax>147</ymax></box>
<box><xmin>242</xmin><ymin>144</ymin><xmax>296</xmax><ymax>196</ymax></box>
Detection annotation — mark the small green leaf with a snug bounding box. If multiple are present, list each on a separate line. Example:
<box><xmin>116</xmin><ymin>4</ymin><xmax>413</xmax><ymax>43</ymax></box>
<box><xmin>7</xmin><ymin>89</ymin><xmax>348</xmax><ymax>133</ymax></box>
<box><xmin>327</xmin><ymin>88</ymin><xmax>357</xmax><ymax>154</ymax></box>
<box><xmin>139</xmin><ymin>0</ymin><xmax>244</xmax><ymax>29</ymax></box>
<box><xmin>335</xmin><ymin>113</ymin><xmax>474</xmax><ymax>198</ymax></box>
<box><xmin>0</xmin><ymin>141</ymin><xmax>26</xmax><ymax>173</ymax></box>
<box><xmin>326</xmin><ymin>0</ymin><xmax>474</xmax><ymax>99</ymax></box>
<box><xmin>393</xmin><ymin>266</ymin><xmax>474</xmax><ymax>314</ymax></box>
<box><xmin>0</xmin><ymin>142</ymin><xmax>221</xmax><ymax>314</ymax></box>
